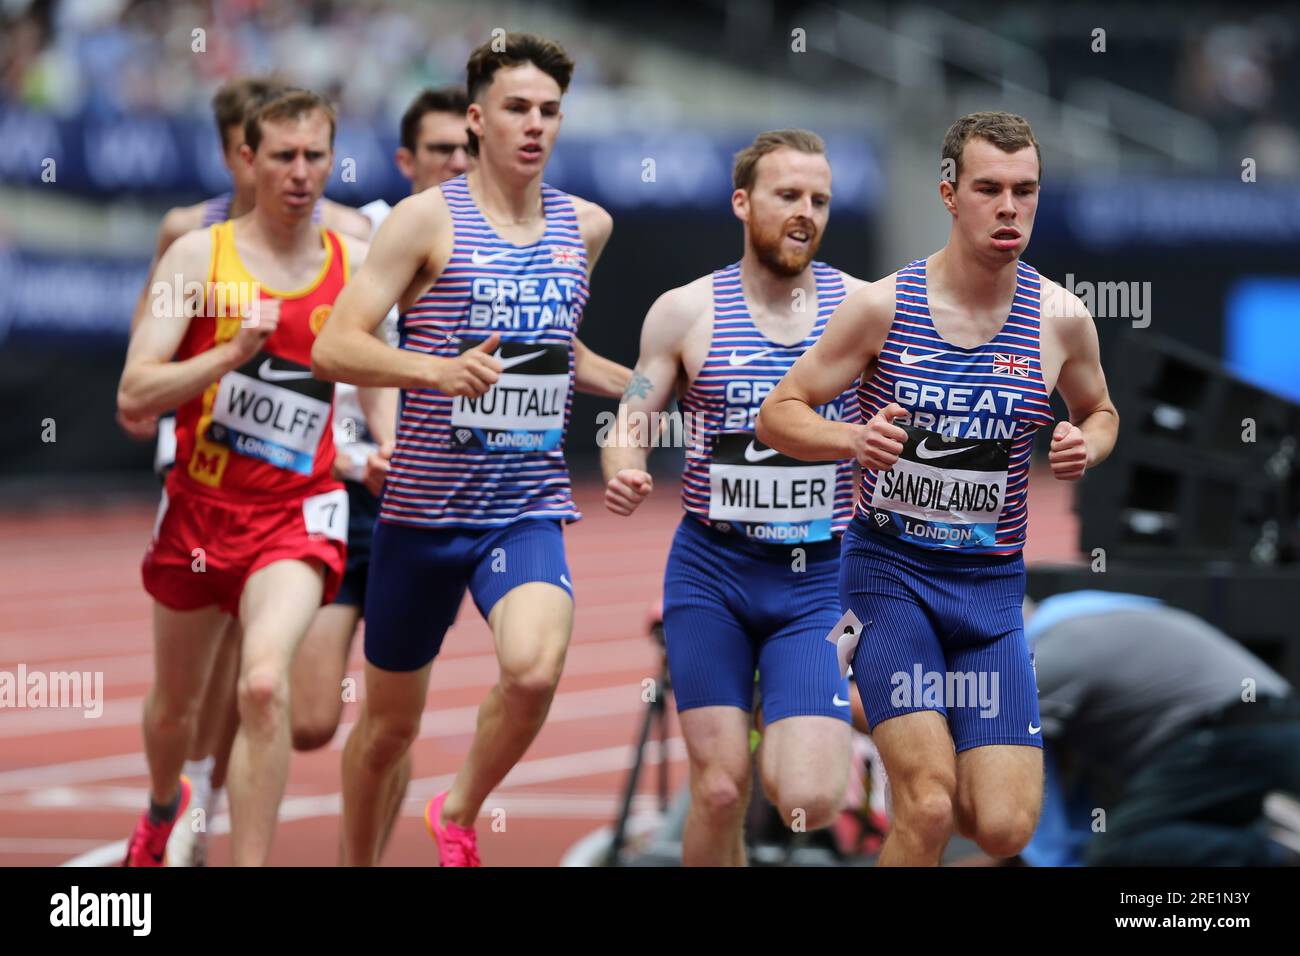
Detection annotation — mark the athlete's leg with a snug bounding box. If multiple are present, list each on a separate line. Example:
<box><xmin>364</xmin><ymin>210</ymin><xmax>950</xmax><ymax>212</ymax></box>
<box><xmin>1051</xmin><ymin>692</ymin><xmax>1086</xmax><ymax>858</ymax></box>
<box><xmin>341</xmin><ymin>519</ymin><xmax>464</xmax><ymax>865</ymax></box>
<box><xmin>954</xmin><ymin>745</ymin><xmax>1043</xmax><ymax>858</ymax></box>
<box><xmin>840</xmin><ymin>518</ymin><xmax>959</xmax><ymax>865</ymax></box>
<box><xmin>290</xmin><ymin>603</ymin><xmax>361</xmax><ymax>751</ymax></box>
<box><xmin>440</xmin><ymin>580</ymin><xmax>572</xmax><ymax>827</ymax></box>
<box><xmin>659</xmin><ymin>517</ymin><xmax>761</xmax><ymax>864</ymax></box>
<box><xmin>341</xmin><ymin>662</ymin><xmax>431</xmax><ymax>865</ymax></box>
<box><xmin>870</xmin><ymin>711</ymin><xmax>958</xmax><ymax>865</ymax></box>
<box><xmin>944</xmin><ymin>554</ymin><xmax>1043</xmax><ymax>857</ymax></box>
<box><xmin>755</xmin><ymin>551</ymin><xmax>854</xmax><ymax>831</ymax></box>
<box><xmin>190</xmin><ymin>619</ymin><xmax>240</xmax><ymax>762</ymax></box>
<box><xmin>758</xmin><ymin>717</ymin><xmax>851</xmax><ymax>832</ymax></box>
<box><xmin>143</xmin><ymin>602</ymin><xmax>231</xmax><ymax>807</ymax></box>
<box><xmin>378</xmin><ymin>747</ymin><xmax>413</xmax><ymax>855</ymax></box>
<box><xmin>225</xmin><ymin>558</ymin><xmax>324</xmax><ymax>866</ymax></box>
<box><xmin>208</xmin><ymin>621</ymin><xmax>241</xmax><ymax>790</ymax></box>
<box><xmin>679</xmin><ymin>707</ymin><xmax>753</xmax><ymax>866</ymax></box>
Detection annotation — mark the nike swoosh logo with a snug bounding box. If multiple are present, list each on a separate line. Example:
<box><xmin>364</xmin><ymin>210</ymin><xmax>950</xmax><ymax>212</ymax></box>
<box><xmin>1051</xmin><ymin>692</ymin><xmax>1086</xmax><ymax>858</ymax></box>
<box><xmin>560</xmin><ymin>574</ymin><xmax>572</xmax><ymax>589</ymax></box>
<box><xmin>728</xmin><ymin>347</ymin><xmax>780</xmax><ymax>367</ymax></box>
<box><xmin>496</xmin><ymin>349</ymin><xmax>547</xmax><ymax>371</ymax></box>
<box><xmin>1028</xmin><ymin>723</ymin><xmax>1041</xmax><ymax>735</ymax></box>
<box><xmin>833</xmin><ymin>694</ymin><xmax>851</xmax><ymax>708</ymax></box>
<box><xmin>743</xmin><ymin>441</ymin><xmax>780</xmax><ymax>463</ymax></box>
<box><xmin>899</xmin><ymin>348</ymin><xmax>957</xmax><ymax>366</ymax></box>
<box><xmin>914</xmin><ymin>438</ymin><xmax>978</xmax><ymax>460</ymax></box>
<box><xmin>471</xmin><ymin>248</ymin><xmax>515</xmax><ymax>266</ymax></box>
<box><xmin>258</xmin><ymin>359</ymin><xmax>313</xmax><ymax>382</ymax></box>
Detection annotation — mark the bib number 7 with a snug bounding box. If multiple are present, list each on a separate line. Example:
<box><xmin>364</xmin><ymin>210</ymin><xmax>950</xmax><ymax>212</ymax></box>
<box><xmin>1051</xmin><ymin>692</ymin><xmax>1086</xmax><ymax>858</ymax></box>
<box><xmin>303</xmin><ymin>488</ymin><xmax>348</xmax><ymax>542</ymax></box>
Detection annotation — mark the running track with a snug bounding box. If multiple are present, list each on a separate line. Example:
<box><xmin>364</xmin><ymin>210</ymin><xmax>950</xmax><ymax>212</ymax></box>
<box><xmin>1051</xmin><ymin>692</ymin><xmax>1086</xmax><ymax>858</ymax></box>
<box><xmin>0</xmin><ymin>469</ymin><xmax>1078</xmax><ymax>866</ymax></box>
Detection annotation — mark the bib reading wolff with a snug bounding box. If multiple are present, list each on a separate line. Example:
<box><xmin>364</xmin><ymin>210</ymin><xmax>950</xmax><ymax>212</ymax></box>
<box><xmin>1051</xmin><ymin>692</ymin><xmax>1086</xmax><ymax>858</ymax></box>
<box><xmin>856</xmin><ymin>258</ymin><xmax>1054</xmax><ymax>554</ymax></box>
<box><xmin>172</xmin><ymin>220</ymin><xmax>347</xmax><ymax>499</ymax></box>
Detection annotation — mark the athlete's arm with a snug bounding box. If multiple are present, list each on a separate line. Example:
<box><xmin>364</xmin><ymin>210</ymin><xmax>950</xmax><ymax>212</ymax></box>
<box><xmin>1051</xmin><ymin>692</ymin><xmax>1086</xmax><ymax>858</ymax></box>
<box><xmin>321</xmin><ymin>199</ymin><xmax>376</xmax><ymax>241</ymax></box>
<box><xmin>600</xmin><ymin>284</ymin><xmax>696</xmax><ymax>516</ymax></box>
<box><xmin>117</xmin><ymin>230</ymin><xmax>277</xmax><ymax>419</ymax></box>
<box><xmin>568</xmin><ymin>198</ymin><xmax>633</xmax><ymax>398</ymax></box>
<box><xmin>128</xmin><ymin>204</ymin><xmax>204</xmax><ymax>338</ymax></box>
<box><xmin>573</xmin><ymin>339</ymin><xmax>632</xmax><ymax>398</ymax></box>
<box><xmin>117</xmin><ymin>204</ymin><xmax>206</xmax><ymax>439</ymax></box>
<box><xmin>333</xmin><ymin>231</ymin><xmax>400</xmax><ymax>451</ymax></box>
<box><xmin>757</xmin><ymin>278</ymin><xmax>907</xmax><ymax>469</ymax></box>
<box><xmin>1048</xmin><ymin>288</ymin><xmax>1119</xmax><ymax>481</ymax></box>
<box><xmin>312</xmin><ymin>190</ymin><xmax>501</xmax><ymax>394</ymax></box>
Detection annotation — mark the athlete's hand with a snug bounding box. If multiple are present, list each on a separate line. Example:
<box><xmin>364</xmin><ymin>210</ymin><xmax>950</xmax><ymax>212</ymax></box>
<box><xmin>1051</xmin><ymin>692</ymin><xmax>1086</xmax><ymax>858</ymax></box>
<box><xmin>363</xmin><ymin>441</ymin><xmax>394</xmax><ymax>496</ymax></box>
<box><xmin>605</xmin><ymin>468</ymin><xmax>653</xmax><ymax>516</ymax></box>
<box><xmin>230</xmin><ymin>296</ymin><xmax>281</xmax><ymax>362</ymax></box>
<box><xmin>851</xmin><ymin>402</ymin><xmax>909</xmax><ymax>470</ymax></box>
<box><xmin>434</xmin><ymin>333</ymin><xmax>502</xmax><ymax>397</ymax></box>
<box><xmin>1049</xmin><ymin>420</ymin><xmax>1088</xmax><ymax>481</ymax></box>
<box><xmin>116</xmin><ymin>408</ymin><xmax>158</xmax><ymax>441</ymax></box>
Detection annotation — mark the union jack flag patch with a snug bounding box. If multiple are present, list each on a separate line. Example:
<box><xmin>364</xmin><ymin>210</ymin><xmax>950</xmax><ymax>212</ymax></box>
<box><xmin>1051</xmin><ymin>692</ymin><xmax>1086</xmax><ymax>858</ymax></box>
<box><xmin>992</xmin><ymin>352</ymin><xmax>1030</xmax><ymax>377</ymax></box>
<box><xmin>550</xmin><ymin>245</ymin><xmax>580</xmax><ymax>266</ymax></box>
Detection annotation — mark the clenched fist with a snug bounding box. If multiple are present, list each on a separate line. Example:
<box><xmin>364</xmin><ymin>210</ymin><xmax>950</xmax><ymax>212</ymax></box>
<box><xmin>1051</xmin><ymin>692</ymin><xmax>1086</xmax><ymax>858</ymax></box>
<box><xmin>850</xmin><ymin>402</ymin><xmax>909</xmax><ymax>471</ymax></box>
<box><xmin>435</xmin><ymin>333</ymin><xmax>503</xmax><ymax>397</ymax></box>
<box><xmin>1049</xmin><ymin>420</ymin><xmax>1088</xmax><ymax>481</ymax></box>
<box><xmin>230</xmin><ymin>296</ymin><xmax>281</xmax><ymax>361</ymax></box>
<box><xmin>605</xmin><ymin>468</ymin><xmax>653</xmax><ymax>516</ymax></box>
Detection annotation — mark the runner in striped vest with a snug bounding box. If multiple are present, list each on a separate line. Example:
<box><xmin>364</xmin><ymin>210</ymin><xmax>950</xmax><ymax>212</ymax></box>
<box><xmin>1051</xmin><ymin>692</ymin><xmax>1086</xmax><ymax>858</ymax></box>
<box><xmin>756</xmin><ymin>111</ymin><xmax>1119</xmax><ymax>866</ymax></box>
<box><xmin>313</xmin><ymin>34</ymin><xmax>630</xmax><ymax>867</ymax></box>
<box><xmin>601</xmin><ymin>129</ymin><xmax>867</xmax><ymax>866</ymax></box>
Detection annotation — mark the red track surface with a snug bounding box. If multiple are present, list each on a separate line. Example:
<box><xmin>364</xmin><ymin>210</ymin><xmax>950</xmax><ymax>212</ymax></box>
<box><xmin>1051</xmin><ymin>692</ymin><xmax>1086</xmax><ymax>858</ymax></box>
<box><xmin>0</xmin><ymin>470</ymin><xmax>1079</xmax><ymax>867</ymax></box>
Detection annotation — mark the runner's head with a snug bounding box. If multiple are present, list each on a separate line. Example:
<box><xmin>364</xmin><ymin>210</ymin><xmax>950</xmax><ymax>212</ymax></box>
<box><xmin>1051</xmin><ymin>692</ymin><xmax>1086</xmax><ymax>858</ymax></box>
<box><xmin>939</xmin><ymin>112</ymin><xmax>1041</xmax><ymax>263</ymax></box>
<box><xmin>464</xmin><ymin>33</ymin><xmax>573</xmax><ymax>180</ymax></box>
<box><xmin>397</xmin><ymin>86</ymin><xmax>471</xmax><ymax>192</ymax></box>
<box><xmin>240</xmin><ymin>88</ymin><xmax>337</xmax><ymax>221</ymax></box>
<box><xmin>213</xmin><ymin>76</ymin><xmax>287</xmax><ymax>193</ymax></box>
<box><xmin>731</xmin><ymin>129</ymin><xmax>831</xmax><ymax>277</ymax></box>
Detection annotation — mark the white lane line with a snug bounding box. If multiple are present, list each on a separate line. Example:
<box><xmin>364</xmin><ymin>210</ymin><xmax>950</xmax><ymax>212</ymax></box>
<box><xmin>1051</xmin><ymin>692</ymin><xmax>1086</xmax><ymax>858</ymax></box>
<box><xmin>0</xmin><ymin>674</ymin><xmax>650</xmax><ymax>740</ymax></box>
<box><xmin>4</xmin><ymin>636</ymin><xmax>658</xmax><ymax>694</ymax></box>
<box><xmin>61</xmin><ymin>738</ymin><xmax>686</xmax><ymax>866</ymax></box>
<box><xmin>0</xmin><ymin>838</ymin><xmax>118</xmax><ymax>854</ymax></box>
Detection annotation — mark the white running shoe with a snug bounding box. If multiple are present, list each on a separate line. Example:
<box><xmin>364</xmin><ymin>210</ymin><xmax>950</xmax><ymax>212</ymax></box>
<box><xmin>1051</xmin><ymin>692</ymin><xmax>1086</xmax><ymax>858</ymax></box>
<box><xmin>167</xmin><ymin>757</ymin><xmax>215</xmax><ymax>866</ymax></box>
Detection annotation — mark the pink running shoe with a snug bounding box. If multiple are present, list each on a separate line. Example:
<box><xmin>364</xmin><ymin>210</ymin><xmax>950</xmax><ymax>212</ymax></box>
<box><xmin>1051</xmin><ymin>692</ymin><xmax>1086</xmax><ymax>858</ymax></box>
<box><xmin>122</xmin><ymin>776</ymin><xmax>192</xmax><ymax>867</ymax></box>
<box><xmin>425</xmin><ymin>790</ymin><xmax>481</xmax><ymax>867</ymax></box>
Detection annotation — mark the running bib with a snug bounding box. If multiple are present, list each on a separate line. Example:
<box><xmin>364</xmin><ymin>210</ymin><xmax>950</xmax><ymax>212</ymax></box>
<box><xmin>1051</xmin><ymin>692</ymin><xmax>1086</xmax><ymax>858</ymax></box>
<box><xmin>303</xmin><ymin>488</ymin><xmax>348</xmax><ymax>542</ymax></box>
<box><xmin>708</xmin><ymin>432</ymin><xmax>837</xmax><ymax>543</ymax></box>
<box><xmin>867</xmin><ymin>425</ymin><xmax>1010</xmax><ymax>549</ymax></box>
<box><xmin>208</xmin><ymin>352</ymin><xmax>333</xmax><ymax>475</ymax></box>
<box><xmin>449</xmin><ymin>338</ymin><xmax>568</xmax><ymax>452</ymax></box>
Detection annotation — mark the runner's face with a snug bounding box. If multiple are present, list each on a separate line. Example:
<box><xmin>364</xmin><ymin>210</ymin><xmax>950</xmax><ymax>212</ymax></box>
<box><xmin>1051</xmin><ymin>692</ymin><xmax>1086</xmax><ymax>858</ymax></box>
<box><xmin>738</xmin><ymin>148</ymin><xmax>831</xmax><ymax>277</ymax></box>
<box><xmin>246</xmin><ymin>110</ymin><xmax>333</xmax><ymax>219</ymax></box>
<box><xmin>469</xmin><ymin>63</ymin><xmax>562</xmax><ymax>177</ymax></box>
<box><xmin>222</xmin><ymin>123</ymin><xmax>256</xmax><ymax>196</ymax></box>
<box><xmin>944</xmin><ymin>139</ymin><xmax>1039</xmax><ymax>262</ymax></box>
<box><xmin>404</xmin><ymin>111</ymin><xmax>471</xmax><ymax>192</ymax></box>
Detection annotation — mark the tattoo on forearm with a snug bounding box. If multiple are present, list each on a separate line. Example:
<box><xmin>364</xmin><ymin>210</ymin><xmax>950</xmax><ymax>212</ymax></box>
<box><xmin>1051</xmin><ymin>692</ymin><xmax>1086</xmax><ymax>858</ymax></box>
<box><xmin>622</xmin><ymin>369</ymin><xmax>652</xmax><ymax>401</ymax></box>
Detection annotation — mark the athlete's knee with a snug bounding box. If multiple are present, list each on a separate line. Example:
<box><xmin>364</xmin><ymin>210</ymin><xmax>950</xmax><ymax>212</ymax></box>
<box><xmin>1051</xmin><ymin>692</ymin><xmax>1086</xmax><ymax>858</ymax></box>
<box><xmin>499</xmin><ymin>646</ymin><xmax>566</xmax><ymax>703</ymax></box>
<box><xmin>690</xmin><ymin>765</ymin><xmax>748</xmax><ymax>823</ymax></box>
<box><xmin>146</xmin><ymin>685</ymin><xmax>203</xmax><ymax>734</ymax></box>
<box><xmin>291</xmin><ymin>712</ymin><xmax>340</xmax><ymax>752</ymax></box>
<box><xmin>776</xmin><ymin>783</ymin><xmax>841</xmax><ymax>832</ymax></box>
<box><xmin>894</xmin><ymin>786</ymin><xmax>956</xmax><ymax>846</ymax></box>
<box><xmin>355</xmin><ymin>707</ymin><xmax>420</xmax><ymax>769</ymax></box>
<box><xmin>237</xmin><ymin>665</ymin><xmax>289</xmax><ymax>728</ymax></box>
<box><xmin>970</xmin><ymin>804</ymin><xmax>1038</xmax><ymax>859</ymax></box>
